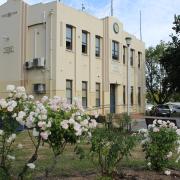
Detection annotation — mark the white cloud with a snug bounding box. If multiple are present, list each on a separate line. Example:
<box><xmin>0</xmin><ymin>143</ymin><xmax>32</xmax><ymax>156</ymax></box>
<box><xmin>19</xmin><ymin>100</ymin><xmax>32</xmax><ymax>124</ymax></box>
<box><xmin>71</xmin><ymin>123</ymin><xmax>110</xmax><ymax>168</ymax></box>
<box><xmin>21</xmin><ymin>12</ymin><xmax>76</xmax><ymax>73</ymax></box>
<box><xmin>1</xmin><ymin>0</ymin><xmax>179</xmax><ymax>47</ymax></box>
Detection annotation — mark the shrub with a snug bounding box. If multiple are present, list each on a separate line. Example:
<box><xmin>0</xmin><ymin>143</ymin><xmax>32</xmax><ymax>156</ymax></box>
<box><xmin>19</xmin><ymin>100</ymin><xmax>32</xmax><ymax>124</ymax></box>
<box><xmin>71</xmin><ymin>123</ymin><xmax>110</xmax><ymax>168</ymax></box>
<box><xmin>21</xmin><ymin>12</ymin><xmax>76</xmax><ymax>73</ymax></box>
<box><xmin>0</xmin><ymin>85</ymin><xmax>97</xmax><ymax>179</ymax></box>
<box><xmin>90</xmin><ymin>115</ymin><xmax>137</xmax><ymax>178</ymax></box>
<box><xmin>140</xmin><ymin>120</ymin><xmax>180</xmax><ymax>171</ymax></box>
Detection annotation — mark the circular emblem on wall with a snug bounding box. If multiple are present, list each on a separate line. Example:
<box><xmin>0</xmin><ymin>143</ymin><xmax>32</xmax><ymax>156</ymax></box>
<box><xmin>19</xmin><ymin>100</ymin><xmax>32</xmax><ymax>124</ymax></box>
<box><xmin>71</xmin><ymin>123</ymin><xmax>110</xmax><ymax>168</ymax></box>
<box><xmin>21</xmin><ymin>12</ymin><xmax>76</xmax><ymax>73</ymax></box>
<box><xmin>113</xmin><ymin>23</ymin><xmax>119</xmax><ymax>34</ymax></box>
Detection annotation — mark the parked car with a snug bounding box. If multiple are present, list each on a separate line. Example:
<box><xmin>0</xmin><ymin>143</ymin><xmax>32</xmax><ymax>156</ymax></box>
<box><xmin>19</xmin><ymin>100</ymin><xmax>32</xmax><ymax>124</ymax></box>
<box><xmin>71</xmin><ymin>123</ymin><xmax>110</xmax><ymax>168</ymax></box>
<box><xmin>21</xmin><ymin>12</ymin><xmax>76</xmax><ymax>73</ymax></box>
<box><xmin>150</xmin><ymin>104</ymin><xmax>171</xmax><ymax>117</ymax></box>
<box><xmin>165</xmin><ymin>102</ymin><xmax>180</xmax><ymax>114</ymax></box>
<box><xmin>145</xmin><ymin>103</ymin><xmax>154</xmax><ymax>115</ymax></box>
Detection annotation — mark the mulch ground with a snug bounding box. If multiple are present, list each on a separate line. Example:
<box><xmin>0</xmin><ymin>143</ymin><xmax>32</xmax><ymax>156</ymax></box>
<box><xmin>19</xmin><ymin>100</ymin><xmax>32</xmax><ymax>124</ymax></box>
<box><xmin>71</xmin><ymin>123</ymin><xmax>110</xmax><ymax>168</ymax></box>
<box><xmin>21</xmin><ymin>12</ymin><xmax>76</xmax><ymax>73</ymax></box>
<box><xmin>35</xmin><ymin>168</ymin><xmax>180</xmax><ymax>180</ymax></box>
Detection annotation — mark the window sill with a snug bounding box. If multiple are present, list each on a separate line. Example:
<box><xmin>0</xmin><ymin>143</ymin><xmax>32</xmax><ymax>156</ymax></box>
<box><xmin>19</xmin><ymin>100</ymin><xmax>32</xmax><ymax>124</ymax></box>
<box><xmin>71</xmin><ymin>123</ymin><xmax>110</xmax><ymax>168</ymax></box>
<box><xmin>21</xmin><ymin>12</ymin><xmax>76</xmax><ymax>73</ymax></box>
<box><xmin>96</xmin><ymin>56</ymin><xmax>101</xmax><ymax>60</ymax></box>
<box><xmin>112</xmin><ymin>59</ymin><xmax>120</xmax><ymax>63</ymax></box>
<box><xmin>82</xmin><ymin>53</ymin><xmax>88</xmax><ymax>56</ymax></box>
<box><xmin>66</xmin><ymin>49</ymin><xmax>74</xmax><ymax>53</ymax></box>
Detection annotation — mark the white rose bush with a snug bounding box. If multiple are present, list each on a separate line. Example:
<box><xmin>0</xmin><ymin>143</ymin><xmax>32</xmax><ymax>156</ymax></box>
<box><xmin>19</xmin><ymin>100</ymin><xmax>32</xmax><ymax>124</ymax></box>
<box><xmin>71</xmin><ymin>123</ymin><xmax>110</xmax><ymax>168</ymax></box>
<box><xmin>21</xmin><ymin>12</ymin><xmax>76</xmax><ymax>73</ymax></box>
<box><xmin>139</xmin><ymin>119</ymin><xmax>180</xmax><ymax>172</ymax></box>
<box><xmin>0</xmin><ymin>85</ymin><xmax>97</xmax><ymax>179</ymax></box>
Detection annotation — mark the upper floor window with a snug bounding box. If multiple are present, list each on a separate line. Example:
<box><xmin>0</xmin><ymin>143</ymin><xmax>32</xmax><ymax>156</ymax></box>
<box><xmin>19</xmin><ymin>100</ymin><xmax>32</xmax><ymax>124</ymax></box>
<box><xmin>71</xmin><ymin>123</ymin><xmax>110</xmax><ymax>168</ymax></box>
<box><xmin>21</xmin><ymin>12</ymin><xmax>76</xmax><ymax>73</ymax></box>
<box><xmin>95</xmin><ymin>36</ymin><xmax>100</xmax><ymax>57</ymax></box>
<box><xmin>138</xmin><ymin>51</ymin><xmax>142</xmax><ymax>68</ymax></box>
<box><xmin>82</xmin><ymin>31</ymin><xmax>88</xmax><ymax>54</ymax></box>
<box><xmin>96</xmin><ymin>83</ymin><xmax>100</xmax><ymax>107</ymax></box>
<box><xmin>112</xmin><ymin>40</ymin><xmax>119</xmax><ymax>60</ymax></box>
<box><xmin>138</xmin><ymin>87</ymin><xmax>141</xmax><ymax>106</ymax></box>
<box><xmin>130</xmin><ymin>49</ymin><xmax>134</xmax><ymax>66</ymax></box>
<box><xmin>123</xmin><ymin>85</ymin><xmax>126</xmax><ymax>105</ymax></box>
<box><xmin>131</xmin><ymin>86</ymin><xmax>134</xmax><ymax>106</ymax></box>
<box><xmin>82</xmin><ymin>81</ymin><xmax>88</xmax><ymax>108</ymax></box>
<box><xmin>66</xmin><ymin>25</ymin><xmax>73</xmax><ymax>50</ymax></box>
<box><xmin>66</xmin><ymin>80</ymin><xmax>72</xmax><ymax>104</ymax></box>
<box><xmin>123</xmin><ymin>46</ymin><xmax>126</xmax><ymax>64</ymax></box>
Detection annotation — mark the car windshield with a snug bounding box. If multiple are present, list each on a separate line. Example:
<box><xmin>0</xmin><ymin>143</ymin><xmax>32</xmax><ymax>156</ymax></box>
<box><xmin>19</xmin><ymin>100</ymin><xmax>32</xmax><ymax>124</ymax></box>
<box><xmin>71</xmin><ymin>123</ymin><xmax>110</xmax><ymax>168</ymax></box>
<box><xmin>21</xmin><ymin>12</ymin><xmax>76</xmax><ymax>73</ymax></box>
<box><xmin>158</xmin><ymin>105</ymin><xmax>169</xmax><ymax>109</ymax></box>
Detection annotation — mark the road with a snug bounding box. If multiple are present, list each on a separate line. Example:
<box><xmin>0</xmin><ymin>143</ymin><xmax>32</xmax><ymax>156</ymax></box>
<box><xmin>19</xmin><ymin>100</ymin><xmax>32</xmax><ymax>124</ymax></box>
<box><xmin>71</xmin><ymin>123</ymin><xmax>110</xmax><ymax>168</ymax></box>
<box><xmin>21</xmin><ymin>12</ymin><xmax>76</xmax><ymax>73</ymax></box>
<box><xmin>131</xmin><ymin>117</ymin><xmax>180</xmax><ymax>131</ymax></box>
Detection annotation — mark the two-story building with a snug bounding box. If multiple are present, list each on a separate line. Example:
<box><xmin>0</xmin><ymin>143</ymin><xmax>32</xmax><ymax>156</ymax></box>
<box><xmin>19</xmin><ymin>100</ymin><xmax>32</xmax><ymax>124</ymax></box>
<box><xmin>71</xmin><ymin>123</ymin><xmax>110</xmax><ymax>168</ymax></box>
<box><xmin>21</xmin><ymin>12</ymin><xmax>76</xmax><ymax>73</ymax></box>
<box><xmin>0</xmin><ymin>0</ymin><xmax>145</xmax><ymax>114</ymax></box>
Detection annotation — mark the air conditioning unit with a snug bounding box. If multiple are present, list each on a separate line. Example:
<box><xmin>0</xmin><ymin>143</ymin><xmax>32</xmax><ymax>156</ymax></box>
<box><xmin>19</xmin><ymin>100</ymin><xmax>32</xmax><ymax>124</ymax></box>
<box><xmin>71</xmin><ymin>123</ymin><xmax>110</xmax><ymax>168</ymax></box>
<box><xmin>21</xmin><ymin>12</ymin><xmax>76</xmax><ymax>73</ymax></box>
<box><xmin>33</xmin><ymin>57</ymin><xmax>45</xmax><ymax>68</ymax></box>
<box><xmin>33</xmin><ymin>83</ymin><xmax>46</xmax><ymax>94</ymax></box>
<box><xmin>25</xmin><ymin>61</ymin><xmax>33</xmax><ymax>70</ymax></box>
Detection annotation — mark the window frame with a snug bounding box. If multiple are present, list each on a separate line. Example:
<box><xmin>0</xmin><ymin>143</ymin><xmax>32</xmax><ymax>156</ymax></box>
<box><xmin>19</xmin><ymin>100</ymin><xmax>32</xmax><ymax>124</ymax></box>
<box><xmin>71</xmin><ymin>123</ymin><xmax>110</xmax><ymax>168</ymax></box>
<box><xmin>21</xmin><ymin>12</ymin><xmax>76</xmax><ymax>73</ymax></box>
<box><xmin>123</xmin><ymin>46</ymin><xmax>126</xmax><ymax>64</ymax></box>
<box><xmin>138</xmin><ymin>87</ymin><xmax>141</xmax><ymax>106</ymax></box>
<box><xmin>95</xmin><ymin>35</ymin><xmax>101</xmax><ymax>57</ymax></box>
<box><xmin>82</xmin><ymin>31</ymin><xmax>88</xmax><ymax>54</ymax></box>
<box><xmin>66</xmin><ymin>25</ymin><xmax>73</xmax><ymax>50</ymax></box>
<box><xmin>130</xmin><ymin>49</ymin><xmax>134</xmax><ymax>66</ymax></box>
<box><xmin>66</xmin><ymin>80</ymin><xmax>73</xmax><ymax>104</ymax></box>
<box><xmin>96</xmin><ymin>83</ymin><xmax>100</xmax><ymax>107</ymax></box>
<box><xmin>138</xmin><ymin>51</ymin><xmax>142</xmax><ymax>68</ymax></box>
<box><xmin>82</xmin><ymin>81</ymin><xmax>88</xmax><ymax>108</ymax></box>
<box><xmin>123</xmin><ymin>85</ymin><xmax>126</xmax><ymax>105</ymax></box>
<box><xmin>112</xmin><ymin>40</ymin><xmax>119</xmax><ymax>60</ymax></box>
<box><xmin>131</xmin><ymin>86</ymin><xmax>134</xmax><ymax>106</ymax></box>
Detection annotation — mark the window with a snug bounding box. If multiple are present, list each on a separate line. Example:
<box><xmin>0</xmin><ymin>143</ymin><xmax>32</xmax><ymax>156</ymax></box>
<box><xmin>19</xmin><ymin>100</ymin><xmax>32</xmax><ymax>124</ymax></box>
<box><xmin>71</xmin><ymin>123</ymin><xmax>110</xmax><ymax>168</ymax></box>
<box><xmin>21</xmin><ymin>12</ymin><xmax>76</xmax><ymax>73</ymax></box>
<box><xmin>138</xmin><ymin>52</ymin><xmax>142</xmax><ymax>68</ymax></box>
<box><xmin>82</xmin><ymin>31</ymin><xmax>88</xmax><ymax>54</ymax></box>
<box><xmin>96</xmin><ymin>83</ymin><xmax>100</xmax><ymax>107</ymax></box>
<box><xmin>95</xmin><ymin>36</ymin><xmax>100</xmax><ymax>57</ymax></box>
<box><xmin>130</xmin><ymin>49</ymin><xmax>134</xmax><ymax>66</ymax></box>
<box><xmin>82</xmin><ymin>81</ymin><xmax>87</xmax><ymax>108</ymax></box>
<box><xmin>138</xmin><ymin>87</ymin><xmax>141</xmax><ymax>106</ymax></box>
<box><xmin>131</xmin><ymin>86</ymin><xmax>134</xmax><ymax>106</ymax></box>
<box><xmin>66</xmin><ymin>25</ymin><xmax>73</xmax><ymax>50</ymax></box>
<box><xmin>123</xmin><ymin>85</ymin><xmax>126</xmax><ymax>105</ymax></box>
<box><xmin>66</xmin><ymin>80</ymin><xmax>72</xmax><ymax>104</ymax></box>
<box><xmin>123</xmin><ymin>46</ymin><xmax>126</xmax><ymax>64</ymax></box>
<box><xmin>112</xmin><ymin>40</ymin><xmax>119</xmax><ymax>60</ymax></box>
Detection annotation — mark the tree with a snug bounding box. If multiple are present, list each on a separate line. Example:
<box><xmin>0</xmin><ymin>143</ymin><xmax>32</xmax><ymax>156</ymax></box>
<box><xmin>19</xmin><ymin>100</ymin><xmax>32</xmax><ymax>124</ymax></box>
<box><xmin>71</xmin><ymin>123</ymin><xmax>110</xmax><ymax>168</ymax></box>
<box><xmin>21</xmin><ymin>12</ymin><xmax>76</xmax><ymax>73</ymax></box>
<box><xmin>160</xmin><ymin>15</ymin><xmax>180</xmax><ymax>93</ymax></box>
<box><xmin>146</xmin><ymin>42</ymin><xmax>172</xmax><ymax>104</ymax></box>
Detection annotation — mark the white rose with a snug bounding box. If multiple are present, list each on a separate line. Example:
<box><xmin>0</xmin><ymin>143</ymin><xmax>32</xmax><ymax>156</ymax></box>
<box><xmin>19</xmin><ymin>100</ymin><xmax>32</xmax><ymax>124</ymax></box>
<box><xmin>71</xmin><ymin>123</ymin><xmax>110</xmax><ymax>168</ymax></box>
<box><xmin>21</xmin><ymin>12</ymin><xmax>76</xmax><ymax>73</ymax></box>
<box><xmin>7</xmin><ymin>106</ymin><xmax>14</xmax><ymax>112</ymax></box>
<box><xmin>0</xmin><ymin>130</ymin><xmax>4</xmax><ymax>136</ymax></box>
<box><xmin>17</xmin><ymin>143</ymin><xmax>23</xmax><ymax>149</ymax></box>
<box><xmin>176</xmin><ymin>129</ymin><xmax>180</xmax><ymax>136</ymax></box>
<box><xmin>164</xmin><ymin>170</ymin><xmax>171</xmax><ymax>175</ymax></box>
<box><xmin>32</xmin><ymin>128</ymin><xmax>39</xmax><ymax>137</ymax></box>
<box><xmin>27</xmin><ymin>163</ymin><xmax>35</xmax><ymax>169</ymax></box>
<box><xmin>6</xmin><ymin>85</ymin><xmax>15</xmax><ymax>92</ymax></box>
<box><xmin>167</xmin><ymin>151</ymin><xmax>172</xmax><ymax>158</ymax></box>
<box><xmin>147</xmin><ymin>162</ymin><xmax>151</xmax><ymax>167</ymax></box>
<box><xmin>153</xmin><ymin>127</ymin><xmax>159</xmax><ymax>132</ymax></box>
<box><xmin>69</xmin><ymin>118</ymin><xmax>75</xmax><ymax>124</ymax></box>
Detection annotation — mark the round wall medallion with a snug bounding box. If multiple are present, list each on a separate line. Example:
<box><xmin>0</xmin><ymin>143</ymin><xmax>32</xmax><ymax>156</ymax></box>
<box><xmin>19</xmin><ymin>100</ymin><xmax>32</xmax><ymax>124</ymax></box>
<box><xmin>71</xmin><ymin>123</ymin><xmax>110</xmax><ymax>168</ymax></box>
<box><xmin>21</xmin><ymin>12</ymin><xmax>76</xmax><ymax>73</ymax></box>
<box><xmin>113</xmin><ymin>23</ymin><xmax>119</xmax><ymax>34</ymax></box>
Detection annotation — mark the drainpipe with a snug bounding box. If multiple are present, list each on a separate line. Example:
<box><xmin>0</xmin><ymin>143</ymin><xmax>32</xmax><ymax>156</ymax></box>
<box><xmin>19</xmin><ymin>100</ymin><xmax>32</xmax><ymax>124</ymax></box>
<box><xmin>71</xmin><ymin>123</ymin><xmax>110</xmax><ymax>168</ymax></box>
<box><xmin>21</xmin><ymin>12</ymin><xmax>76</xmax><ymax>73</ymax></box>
<box><xmin>49</xmin><ymin>9</ymin><xmax>54</xmax><ymax>97</ymax></box>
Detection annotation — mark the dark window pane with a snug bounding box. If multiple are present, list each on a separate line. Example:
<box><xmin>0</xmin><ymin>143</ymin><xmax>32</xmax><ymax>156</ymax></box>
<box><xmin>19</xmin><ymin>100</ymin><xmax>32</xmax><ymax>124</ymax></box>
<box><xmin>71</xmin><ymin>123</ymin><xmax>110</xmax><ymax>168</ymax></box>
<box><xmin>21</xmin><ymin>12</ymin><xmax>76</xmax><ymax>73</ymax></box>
<box><xmin>112</xmin><ymin>40</ymin><xmax>119</xmax><ymax>60</ymax></box>
<box><xmin>138</xmin><ymin>87</ymin><xmax>141</xmax><ymax>106</ymax></box>
<box><xmin>130</xmin><ymin>49</ymin><xmax>134</xmax><ymax>66</ymax></box>
<box><xmin>95</xmin><ymin>36</ymin><xmax>100</xmax><ymax>57</ymax></box>
<box><xmin>82</xmin><ymin>31</ymin><xmax>88</xmax><ymax>54</ymax></box>
<box><xmin>123</xmin><ymin>46</ymin><xmax>126</xmax><ymax>64</ymax></box>
<box><xmin>123</xmin><ymin>85</ymin><xmax>126</xmax><ymax>105</ymax></box>
<box><xmin>96</xmin><ymin>83</ymin><xmax>100</xmax><ymax>107</ymax></box>
<box><xmin>82</xmin><ymin>81</ymin><xmax>87</xmax><ymax>108</ymax></box>
<box><xmin>138</xmin><ymin>52</ymin><xmax>141</xmax><ymax>68</ymax></box>
<box><xmin>66</xmin><ymin>25</ymin><xmax>73</xmax><ymax>50</ymax></box>
<box><xmin>131</xmin><ymin>86</ymin><xmax>133</xmax><ymax>105</ymax></box>
<box><xmin>66</xmin><ymin>80</ymin><xmax>72</xmax><ymax>104</ymax></box>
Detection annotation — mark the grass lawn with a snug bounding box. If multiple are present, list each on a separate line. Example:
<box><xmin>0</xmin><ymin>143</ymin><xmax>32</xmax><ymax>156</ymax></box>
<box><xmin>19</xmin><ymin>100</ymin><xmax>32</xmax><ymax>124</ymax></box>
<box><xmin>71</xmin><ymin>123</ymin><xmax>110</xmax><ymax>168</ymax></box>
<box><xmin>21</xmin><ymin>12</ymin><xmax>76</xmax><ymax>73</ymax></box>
<box><xmin>5</xmin><ymin>130</ymin><xmax>180</xmax><ymax>179</ymax></box>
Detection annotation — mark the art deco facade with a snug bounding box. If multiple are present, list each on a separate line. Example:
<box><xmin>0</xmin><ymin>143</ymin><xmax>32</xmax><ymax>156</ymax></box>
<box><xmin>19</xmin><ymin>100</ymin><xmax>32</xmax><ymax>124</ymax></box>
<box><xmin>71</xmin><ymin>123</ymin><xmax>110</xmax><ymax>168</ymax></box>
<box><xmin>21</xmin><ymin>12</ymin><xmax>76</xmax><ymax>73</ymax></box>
<box><xmin>0</xmin><ymin>0</ymin><xmax>145</xmax><ymax>114</ymax></box>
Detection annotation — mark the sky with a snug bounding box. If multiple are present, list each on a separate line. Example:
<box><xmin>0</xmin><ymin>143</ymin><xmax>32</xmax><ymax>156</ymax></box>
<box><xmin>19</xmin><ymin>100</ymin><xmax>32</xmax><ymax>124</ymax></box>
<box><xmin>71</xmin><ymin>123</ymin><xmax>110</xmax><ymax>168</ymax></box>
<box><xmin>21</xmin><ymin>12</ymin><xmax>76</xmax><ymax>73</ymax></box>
<box><xmin>0</xmin><ymin>0</ymin><xmax>180</xmax><ymax>47</ymax></box>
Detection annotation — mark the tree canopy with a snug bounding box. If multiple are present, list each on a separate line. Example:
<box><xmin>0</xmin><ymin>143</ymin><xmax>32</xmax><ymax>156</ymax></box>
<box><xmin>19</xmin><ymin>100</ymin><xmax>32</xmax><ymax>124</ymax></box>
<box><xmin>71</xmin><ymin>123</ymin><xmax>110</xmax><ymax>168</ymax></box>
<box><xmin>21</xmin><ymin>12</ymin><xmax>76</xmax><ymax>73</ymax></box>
<box><xmin>160</xmin><ymin>15</ymin><xmax>180</xmax><ymax>93</ymax></box>
<box><xmin>146</xmin><ymin>42</ymin><xmax>172</xmax><ymax>104</ymax></box>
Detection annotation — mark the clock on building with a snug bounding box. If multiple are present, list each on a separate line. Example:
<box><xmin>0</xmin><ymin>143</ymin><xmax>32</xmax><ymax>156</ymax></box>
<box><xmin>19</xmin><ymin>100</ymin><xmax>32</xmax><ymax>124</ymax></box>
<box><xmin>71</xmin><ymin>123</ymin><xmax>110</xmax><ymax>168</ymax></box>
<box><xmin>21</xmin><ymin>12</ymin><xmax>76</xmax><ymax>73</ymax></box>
<box><xmin>113</xmin><ymin>23</ymin><xmax>119</xmax><ymax>34</ymax></box>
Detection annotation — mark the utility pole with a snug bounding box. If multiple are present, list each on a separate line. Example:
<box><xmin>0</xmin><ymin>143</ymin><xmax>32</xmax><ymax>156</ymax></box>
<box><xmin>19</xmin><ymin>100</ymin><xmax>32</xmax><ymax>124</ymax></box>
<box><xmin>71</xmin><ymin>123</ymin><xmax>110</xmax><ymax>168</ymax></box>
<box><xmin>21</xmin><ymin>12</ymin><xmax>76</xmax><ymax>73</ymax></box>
<box><xmin>111</xmin><ymin>0</ymin><xmax>113</xmax><ymax>16</ymax></box>
<box><xmin>140</xmin><ymin>10</ymin><xmax>142</xmax><ymax>40</ymax></box>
